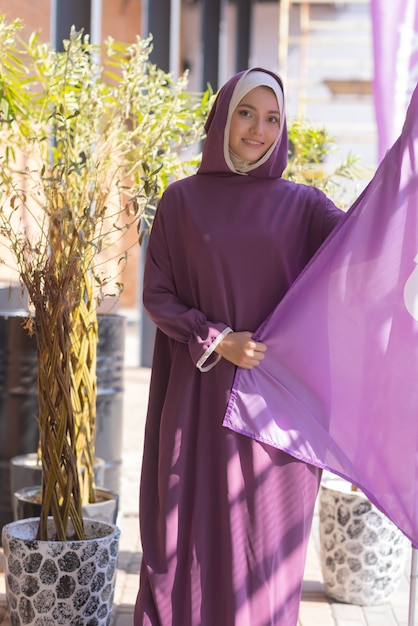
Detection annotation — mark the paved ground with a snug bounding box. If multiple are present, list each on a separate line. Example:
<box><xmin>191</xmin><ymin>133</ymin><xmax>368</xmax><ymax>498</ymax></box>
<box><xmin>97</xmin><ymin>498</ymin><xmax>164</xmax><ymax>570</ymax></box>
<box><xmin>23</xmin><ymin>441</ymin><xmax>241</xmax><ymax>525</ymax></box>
<box><xmin>0</xmin><ymin>323</ymin><xmax>417</xmax><ymax>625</ymax></box>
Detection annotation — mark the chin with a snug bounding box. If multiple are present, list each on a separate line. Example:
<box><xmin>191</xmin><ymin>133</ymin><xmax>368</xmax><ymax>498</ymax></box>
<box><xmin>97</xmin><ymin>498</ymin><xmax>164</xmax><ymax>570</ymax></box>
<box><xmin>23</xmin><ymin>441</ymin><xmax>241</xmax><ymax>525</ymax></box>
<box><xmin>241</xmin><ymin>152</ymin><xmax>264</xmax><ymax>162</ymax></box>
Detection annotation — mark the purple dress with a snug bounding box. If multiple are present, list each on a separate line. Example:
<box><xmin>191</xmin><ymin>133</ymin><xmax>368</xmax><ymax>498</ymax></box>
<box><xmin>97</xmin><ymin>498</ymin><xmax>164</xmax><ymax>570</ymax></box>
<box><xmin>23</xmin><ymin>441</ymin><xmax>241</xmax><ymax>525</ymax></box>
<box><xmin>135</xmin><ymin>69</ymin><xmax>343</xmax><ymax>626</ymax></box>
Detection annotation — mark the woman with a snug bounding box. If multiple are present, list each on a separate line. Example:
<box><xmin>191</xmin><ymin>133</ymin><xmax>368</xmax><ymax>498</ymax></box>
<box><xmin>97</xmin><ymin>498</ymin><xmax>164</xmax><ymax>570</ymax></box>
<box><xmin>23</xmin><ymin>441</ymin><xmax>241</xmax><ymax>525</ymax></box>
<box><xmin>135</xmin><ymin>68</ymin><xmax>344</xmax><ymax>626</ymax></box>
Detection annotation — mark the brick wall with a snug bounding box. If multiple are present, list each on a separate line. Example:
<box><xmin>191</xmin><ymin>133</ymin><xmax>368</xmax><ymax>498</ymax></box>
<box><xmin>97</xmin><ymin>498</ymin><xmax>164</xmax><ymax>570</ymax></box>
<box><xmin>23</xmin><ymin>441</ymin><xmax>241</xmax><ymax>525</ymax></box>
<box><xmin>1</xmin><ymin>0</ymin><xmax>142</xmax><ymax>42</ymax></box>
<box><xmin>1</xmin><ymin>0</ymin><xmax>51</xmax><ymax>41</ymax></box>
<box><xmin>101</xmin><ymin>0</ymin><xmax>142</xmax><ymax>42</ymax></box>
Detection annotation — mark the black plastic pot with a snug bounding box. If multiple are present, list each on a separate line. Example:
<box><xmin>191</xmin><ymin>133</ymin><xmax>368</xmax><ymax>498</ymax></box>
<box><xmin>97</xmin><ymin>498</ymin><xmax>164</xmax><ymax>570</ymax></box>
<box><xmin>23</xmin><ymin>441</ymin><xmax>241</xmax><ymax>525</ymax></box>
<box><xmin>14</xmin><ymin>485</ymin><xmax>119</xmax><ymax>525</ymax></box>
<box><xmin>10</xmin><ymin>453</ymin><xmax>107</xmax><ymax>520</ymax></box>
<box><xmin>0</xmin><ymin>312</ymin><xmax>126</xmax><ymax>532</ymax></box>
<box><xmin>0</xmin><ymin>314</ymin><xmax>39</xmax><ymax>531</ymax></box>
<box><xmin>96</xmin><ymin>314</ymin><xmax>126</xmax><ymax>494</ymax></box>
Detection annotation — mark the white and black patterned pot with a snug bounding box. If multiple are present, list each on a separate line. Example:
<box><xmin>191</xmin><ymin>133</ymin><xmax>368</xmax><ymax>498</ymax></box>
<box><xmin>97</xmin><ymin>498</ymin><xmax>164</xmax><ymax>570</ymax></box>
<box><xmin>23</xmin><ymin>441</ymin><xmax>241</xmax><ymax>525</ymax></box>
<box><xmin>2</xmin><ymin>517</ymin><xmax>120</xmax><ymax>626</ymax></box>
<box><xmin>319</xmin><ymin>480</ymin><xmax>408</xmax><ymax>606</ymax></box>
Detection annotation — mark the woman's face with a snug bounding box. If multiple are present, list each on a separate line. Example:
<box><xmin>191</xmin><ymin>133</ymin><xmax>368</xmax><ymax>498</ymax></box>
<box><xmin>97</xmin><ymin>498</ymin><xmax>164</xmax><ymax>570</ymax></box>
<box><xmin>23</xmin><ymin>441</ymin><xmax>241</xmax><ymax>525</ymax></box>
<box><xmin>229</xmin><ymin>86</ymin><xmax>281</xmax><ymax>163</ymax></box>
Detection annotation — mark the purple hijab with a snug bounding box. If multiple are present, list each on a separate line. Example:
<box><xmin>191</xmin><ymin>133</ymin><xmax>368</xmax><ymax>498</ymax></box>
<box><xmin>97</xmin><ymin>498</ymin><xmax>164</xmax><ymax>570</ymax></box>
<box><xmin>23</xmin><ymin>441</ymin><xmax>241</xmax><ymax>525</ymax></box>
<box><xmin>198</xmin><ymin>68</ymin><xmax>288</xmax><ymax>178</ymax></box>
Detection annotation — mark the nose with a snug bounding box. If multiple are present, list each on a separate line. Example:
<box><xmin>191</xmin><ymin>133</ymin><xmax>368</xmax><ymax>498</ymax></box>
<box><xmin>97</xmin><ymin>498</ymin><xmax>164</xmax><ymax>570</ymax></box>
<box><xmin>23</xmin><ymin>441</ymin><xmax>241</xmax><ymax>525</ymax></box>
<box><xmin>250</xmin><ymin>118</ymin><xmax>263</xmax><ymax>135</ymax></box>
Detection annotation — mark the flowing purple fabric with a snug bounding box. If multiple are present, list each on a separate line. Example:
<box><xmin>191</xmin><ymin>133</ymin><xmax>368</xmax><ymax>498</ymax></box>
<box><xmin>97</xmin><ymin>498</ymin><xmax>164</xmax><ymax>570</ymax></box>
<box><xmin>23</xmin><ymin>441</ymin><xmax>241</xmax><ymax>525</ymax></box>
<box><xmin>224</xmin><ymin>83</ymin><xmax>418</xmax><ymax>547</ymax></box>
<box><xmin>135</xmin><ymin>69</ymin><xmax>343</xmax><ymax>625</ymax></box>
<box><xmin>370</xmin><ymin>0</ymin><xmax>418</xmax><ymax>160</ymax></box>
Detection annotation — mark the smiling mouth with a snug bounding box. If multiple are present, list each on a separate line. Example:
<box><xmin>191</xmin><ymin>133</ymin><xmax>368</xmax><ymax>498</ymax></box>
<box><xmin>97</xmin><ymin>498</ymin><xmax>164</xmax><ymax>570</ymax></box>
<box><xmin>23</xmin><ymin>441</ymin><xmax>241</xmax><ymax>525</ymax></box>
<box><xmin>243</xmin><ymin>139</ymin><xmax>264</xmax><ymax>147</ymax></box>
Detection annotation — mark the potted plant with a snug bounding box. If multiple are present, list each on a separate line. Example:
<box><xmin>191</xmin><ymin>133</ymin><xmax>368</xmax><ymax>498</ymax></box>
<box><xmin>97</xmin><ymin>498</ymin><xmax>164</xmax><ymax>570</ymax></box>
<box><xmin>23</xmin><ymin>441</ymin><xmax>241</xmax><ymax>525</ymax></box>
<box><xmin>0</xmin><ymin>17</ymin><xmax>211</xmax><ymax>625</ymax></box>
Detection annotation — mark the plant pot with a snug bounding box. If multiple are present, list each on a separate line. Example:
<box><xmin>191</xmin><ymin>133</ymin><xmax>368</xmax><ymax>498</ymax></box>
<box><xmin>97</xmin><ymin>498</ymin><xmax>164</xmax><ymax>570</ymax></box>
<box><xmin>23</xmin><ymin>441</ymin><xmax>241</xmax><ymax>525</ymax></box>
<box><xmin>0</xmin><ymin>314</ymin><xmax>39</xmax><ymax>531</ymax></box>
<box><xmin>82</xmin><ymin>488</ymin><xmax>119</xmax><ymax>525</ymax></box>
<box><xmin>96</xmin><ymin>314</ymin><xmax>126</xmax><ymax>495</ymax></box>
<box><xmin>14</xmin><ymin>486</ymin><xmax>119</xmax><ymax>525</ymax></box>
<box><xmin>2</xmin><ymin>516</ymin><xmax>120</xmax><ymax>626</ymax></box>
<box><xmin>319</xmin><ymin>479</ymin><xmax>409</xmax><ymax>605</ymax></box>
<box><xmin>10</xmin><ymin>453</ymin><xmax>107</xmax><ymax>521</ymax></box>
<box><xmin>1</xmin><ymin>314</ymin><xmax>125</xmax><ymax>533</ymax></box>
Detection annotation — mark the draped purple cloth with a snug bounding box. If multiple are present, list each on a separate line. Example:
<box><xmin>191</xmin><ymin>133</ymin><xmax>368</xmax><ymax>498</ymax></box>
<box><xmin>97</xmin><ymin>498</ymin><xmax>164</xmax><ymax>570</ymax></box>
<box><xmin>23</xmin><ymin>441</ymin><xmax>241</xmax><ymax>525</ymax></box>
<box><xmin>224</xmin><ymin>83</ymin><xmax>418</xmax><ymax>547</ymax></box>
<box><xmin>370</xmin><ymin>0</ymin><xmax>418</xmax><ymax>160</ymax></box>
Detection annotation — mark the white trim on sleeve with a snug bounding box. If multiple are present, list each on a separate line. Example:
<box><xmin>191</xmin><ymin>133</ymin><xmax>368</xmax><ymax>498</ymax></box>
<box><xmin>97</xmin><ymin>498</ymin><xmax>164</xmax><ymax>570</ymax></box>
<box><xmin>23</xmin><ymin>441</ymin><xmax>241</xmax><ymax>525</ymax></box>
<box><xmin>196</xmin><ymin>327</ymin><xmax>233</xmax><ymax>372</ymax></box>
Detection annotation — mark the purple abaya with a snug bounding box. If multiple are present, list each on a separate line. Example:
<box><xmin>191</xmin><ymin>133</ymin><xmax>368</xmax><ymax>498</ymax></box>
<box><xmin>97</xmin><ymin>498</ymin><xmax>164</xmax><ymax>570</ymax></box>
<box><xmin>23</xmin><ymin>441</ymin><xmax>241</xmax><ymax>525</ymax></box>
<box><xmin>135</xmin><ymin>68</ymin><xmax>343</xmax><ymax>626</ymax></box>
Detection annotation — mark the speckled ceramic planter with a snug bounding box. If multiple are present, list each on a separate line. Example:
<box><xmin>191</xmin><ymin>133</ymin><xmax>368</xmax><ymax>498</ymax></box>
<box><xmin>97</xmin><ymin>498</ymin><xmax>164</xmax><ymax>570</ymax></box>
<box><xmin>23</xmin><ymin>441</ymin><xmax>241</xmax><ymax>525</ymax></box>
<box><xmin>2</xmin><ymin>517</ymin><xmax>120</xmax><ymax>626</ymax></box>
<box><xmin>319</xmin><ymin>481</ymin><xmax>409</xmax><ymax>606</ymax></box>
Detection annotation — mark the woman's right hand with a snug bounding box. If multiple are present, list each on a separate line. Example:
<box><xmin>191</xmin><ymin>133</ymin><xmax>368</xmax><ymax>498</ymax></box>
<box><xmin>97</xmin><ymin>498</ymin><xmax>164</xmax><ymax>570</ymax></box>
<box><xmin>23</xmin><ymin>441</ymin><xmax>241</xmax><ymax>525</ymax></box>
<box><xmin>215</xmin><ymin>331</ymin><xmax>267</xmax><ymax>369</ymax></box>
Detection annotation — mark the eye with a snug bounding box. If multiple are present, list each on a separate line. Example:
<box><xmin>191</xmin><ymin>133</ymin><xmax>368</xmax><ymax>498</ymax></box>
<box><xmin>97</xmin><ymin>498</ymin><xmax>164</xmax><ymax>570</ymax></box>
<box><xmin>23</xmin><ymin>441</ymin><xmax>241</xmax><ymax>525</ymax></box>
<box><xmin>268</xmin><ymin>116</ymin><xmax>280</xmax><ymax>124</ymax></box>
<box><xmin>239</xmin><ymin>109</ymin><xmax>252</xmax><ymax>118</ymax></box>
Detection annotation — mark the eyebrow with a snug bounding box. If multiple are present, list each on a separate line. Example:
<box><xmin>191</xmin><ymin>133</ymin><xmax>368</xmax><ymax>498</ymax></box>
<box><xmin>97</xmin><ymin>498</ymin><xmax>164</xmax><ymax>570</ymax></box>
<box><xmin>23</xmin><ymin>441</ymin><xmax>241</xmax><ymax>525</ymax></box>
<box><xmin>237</xmin><ymin>102</ymin><xmax>281</xmax><ymax>115</ymax></box>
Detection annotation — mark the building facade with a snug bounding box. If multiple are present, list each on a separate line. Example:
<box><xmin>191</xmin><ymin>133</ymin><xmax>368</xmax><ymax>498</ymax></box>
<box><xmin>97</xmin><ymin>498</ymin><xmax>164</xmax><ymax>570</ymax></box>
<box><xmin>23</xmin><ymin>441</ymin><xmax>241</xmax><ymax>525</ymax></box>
<box><xmin>0</xmin><ymin>1</ymin><xmax>376</xmax><ymax>355</ymax></box>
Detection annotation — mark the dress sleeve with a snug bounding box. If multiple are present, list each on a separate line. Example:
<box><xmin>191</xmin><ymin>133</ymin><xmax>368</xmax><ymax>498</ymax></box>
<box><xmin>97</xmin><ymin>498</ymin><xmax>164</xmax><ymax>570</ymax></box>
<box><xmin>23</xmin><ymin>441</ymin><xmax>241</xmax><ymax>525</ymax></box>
<box><xmin>143</xmin><ymin>199</ymin><xmax>231</xmax><ymax>371</ymax></box>
<box><xmin>322</xmin><ymin>196</ymin><xmax>345</xmax><ymax>237</ymax></box>
<box><xmin>305</xmin><ymin>192</ymin><xmax>345</xmax><ymax>259</ymax></box>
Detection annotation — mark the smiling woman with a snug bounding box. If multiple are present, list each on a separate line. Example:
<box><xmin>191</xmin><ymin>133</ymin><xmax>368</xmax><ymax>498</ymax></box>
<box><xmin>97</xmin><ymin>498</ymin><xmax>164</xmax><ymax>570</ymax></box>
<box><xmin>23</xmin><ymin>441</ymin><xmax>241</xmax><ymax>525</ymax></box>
<box><xmin>229</xmin><ymin>86</ymin><xmax>281</xmax><ymax>164</ymax></box>
<box><xmin>135</xmin><ymin>67</ymin><xmax>344</xmax><ymax>626</ymax></box>
<box><xmin>224</xmin><ymin>69</ymin><xmax>285</xmax><ymax>174</ymax></box>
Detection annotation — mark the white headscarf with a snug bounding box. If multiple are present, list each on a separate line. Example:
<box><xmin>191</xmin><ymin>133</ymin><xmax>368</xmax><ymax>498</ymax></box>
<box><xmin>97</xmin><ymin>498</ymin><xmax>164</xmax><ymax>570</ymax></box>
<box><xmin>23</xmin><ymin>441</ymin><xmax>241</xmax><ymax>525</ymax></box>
<box><xmin>224</xmin><ymin>70</ymin><xmax>285</xmax><ymax>174</ymax></box>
